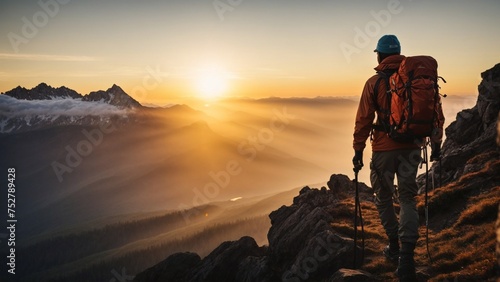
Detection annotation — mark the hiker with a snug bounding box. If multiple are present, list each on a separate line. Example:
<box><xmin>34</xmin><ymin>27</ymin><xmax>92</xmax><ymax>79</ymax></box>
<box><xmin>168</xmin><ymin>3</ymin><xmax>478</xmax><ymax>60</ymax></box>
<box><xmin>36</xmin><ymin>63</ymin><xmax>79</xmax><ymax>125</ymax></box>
<box><xmin>352</xmin><ymin>35</ymin><xmax>444</xmax><ymax>281</ymax></box>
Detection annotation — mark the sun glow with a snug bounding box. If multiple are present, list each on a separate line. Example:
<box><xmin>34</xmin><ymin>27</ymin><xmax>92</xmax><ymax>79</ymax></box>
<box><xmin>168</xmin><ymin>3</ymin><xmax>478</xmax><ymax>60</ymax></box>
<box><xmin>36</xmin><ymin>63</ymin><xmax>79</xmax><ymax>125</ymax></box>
<box><xmin>196</xmin><ymin>65</ymin><xmax>229</xmax><ymax>100</ymax></box>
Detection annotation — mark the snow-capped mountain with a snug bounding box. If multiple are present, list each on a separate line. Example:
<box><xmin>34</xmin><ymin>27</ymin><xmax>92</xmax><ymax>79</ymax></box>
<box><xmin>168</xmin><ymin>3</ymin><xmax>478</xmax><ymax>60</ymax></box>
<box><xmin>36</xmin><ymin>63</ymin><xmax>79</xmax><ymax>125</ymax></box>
<box><xmin>0</xmin><ymin>83</ymin><xmax>142</xmax><ymax>134</ymax></box>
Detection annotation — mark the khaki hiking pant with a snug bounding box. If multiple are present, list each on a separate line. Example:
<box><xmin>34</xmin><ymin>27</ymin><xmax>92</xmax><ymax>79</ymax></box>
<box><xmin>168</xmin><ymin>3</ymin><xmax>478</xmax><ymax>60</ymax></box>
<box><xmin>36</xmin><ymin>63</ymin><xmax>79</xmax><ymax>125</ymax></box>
<box><xmin>370</xmin><ymin>149</ymin><xmax>421</xmax><ymax>245</ymax></box>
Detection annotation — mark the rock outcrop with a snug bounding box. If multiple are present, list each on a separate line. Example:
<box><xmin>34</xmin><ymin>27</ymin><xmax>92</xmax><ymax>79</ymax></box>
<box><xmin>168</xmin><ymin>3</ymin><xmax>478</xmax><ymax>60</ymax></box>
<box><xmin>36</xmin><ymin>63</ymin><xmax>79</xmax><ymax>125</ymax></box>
<box><xmin>420</xmin><ymin>63</ymin><xmax>500</xmax><ymax>189</ymax></box>
<box><xmin>135</xmin><ymin>237</ymin><xmax>266</xmax><ymax>282</ymax></box>
<box><xmin>134</xmin><ymin>175</ymin><xmax>374</xmax><ymax>282</ymax></box>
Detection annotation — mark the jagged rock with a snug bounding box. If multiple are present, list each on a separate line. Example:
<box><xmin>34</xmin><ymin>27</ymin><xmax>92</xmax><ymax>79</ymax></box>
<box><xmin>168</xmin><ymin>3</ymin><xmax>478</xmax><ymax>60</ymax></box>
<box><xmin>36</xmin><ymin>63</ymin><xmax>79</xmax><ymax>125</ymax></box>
<box><xmin>282</xmin><ymin>230</ymin><xmax>356</xmax><ymax>281</ymax></box>
<box><xmin>133</xmin><ymin>252</ymin><xmax>201</xmax><ymax>282</ymax></box>
<box><xmin>327</xmin><ymin>174</ymin><xmax>354</xmax><ymax>195</ymax></box>
<box><xmin>293</xmin><ymin>186</ymin><xmax>341</xmax><ymax>209</ymax></box>
<box><xmin>477</xmin><ymin>63</ymin><xmax>500</xmax><ymax>126</ymax></box>
<box><xmin>445</xmin><ymin>108</ymin><xmax>481</xmax><ymax>145</ymax></box>
<box><xmin>417</xmin><ymin>63</ymin><xmax>500</xmax><ymax>191</ymax></box>
<box><xmin>134</xmin><ymin>175</ymin><xmax>366</xmax><ymax>282</ymax></box>
<box><xmin>267</xmin><ymin>177</ymin><xmax>360</xmax><ymax>265</ymax></box>
<box><xmin>328</xmin><ymin>268</ymin><xmax>374</xmax><ymax>282</ymax></box>
<box><xmin>188</xmin><ymin>236</ymin><xmax>264</xmax><ymax>281</ymax></box>
<box><xmin>268</xmin><ymin>203</ymin><xmax>334</xmax><ymax>265</ymax></box>
<box><xmin>327</xmin><ymin>174</ymin><xmax>373</xmax><ymax>201</ymax></box>
<box><xmin>83</xmin><ymin>84</ymin><xmax>142</xmax><ymax>108</ymax></box>
<box><xmin>234</xmin><ymin>255</ymin><xmax>272</xmax><ymax>282</ymax></box>
<box><xmin>134</xmin><ymin>237</ymin><xmax>265</xmax><ymax>282</ymax></box>
<box><xmin>267</xmin><ymin>175</ymin><xmax>370</xmax><ymax>280</ymax></box>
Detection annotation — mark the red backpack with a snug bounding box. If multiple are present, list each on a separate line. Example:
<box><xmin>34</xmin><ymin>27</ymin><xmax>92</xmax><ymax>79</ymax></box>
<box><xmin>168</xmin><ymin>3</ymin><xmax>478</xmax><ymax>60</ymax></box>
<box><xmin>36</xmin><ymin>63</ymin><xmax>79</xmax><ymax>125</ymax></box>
<box><xmin>373</xmin><ymin>56</ymin><xmax>445</xmax><ymax>142</ymax></box>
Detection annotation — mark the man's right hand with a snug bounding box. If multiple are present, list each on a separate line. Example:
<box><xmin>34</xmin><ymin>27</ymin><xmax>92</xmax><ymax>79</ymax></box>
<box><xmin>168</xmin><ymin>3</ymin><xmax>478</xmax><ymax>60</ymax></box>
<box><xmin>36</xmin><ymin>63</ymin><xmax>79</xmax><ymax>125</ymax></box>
<box><xmin>352</xmin><ymin>150</ymin><xmax>363</xmax><ymax>172</ymax></box>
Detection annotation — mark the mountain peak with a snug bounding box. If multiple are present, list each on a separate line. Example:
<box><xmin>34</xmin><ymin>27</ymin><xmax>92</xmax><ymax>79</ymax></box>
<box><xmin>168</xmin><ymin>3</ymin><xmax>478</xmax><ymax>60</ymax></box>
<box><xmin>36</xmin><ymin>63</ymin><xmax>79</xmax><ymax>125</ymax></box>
<box><xmin>33</xmin><ymin>82</ymin><xmax>50</xmax><ymax>90</ymax></box>
<box><xmin>83</xmin><ymin>85</ymin><xmax>142</xmax><ymax>108</ymax></box>
<box><xmin>109</xmin><ymin>84</ymin><xmax>124</xmax><ymax>92</ymax></box>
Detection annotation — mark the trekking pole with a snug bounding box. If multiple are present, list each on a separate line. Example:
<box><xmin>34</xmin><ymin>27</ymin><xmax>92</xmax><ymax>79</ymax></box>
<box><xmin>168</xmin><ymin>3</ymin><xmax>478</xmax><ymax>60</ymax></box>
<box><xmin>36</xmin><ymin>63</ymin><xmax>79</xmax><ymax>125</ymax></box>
<box><xmin>439</xmin><ymin>157</ymin><xmax>442</xmax><ymax>188</ymax></box>
<box><xmin>353</xmin><ymin>170</ymin><xmax>358</xmax><ymax>268</ymax></box>
<box><xmin>423</xmin><ymin>140</ymin><xmax>433</xmax><ymax>263</ymax></box>
<box><xmin>431</xmin><ymin>167</ymin><xmax>435</xmax><ymax>192</ymax></box>
<box><xmin>353</xmin><ymin>168</ymin><xmax>365</xmax><ymax>268</ymax></box>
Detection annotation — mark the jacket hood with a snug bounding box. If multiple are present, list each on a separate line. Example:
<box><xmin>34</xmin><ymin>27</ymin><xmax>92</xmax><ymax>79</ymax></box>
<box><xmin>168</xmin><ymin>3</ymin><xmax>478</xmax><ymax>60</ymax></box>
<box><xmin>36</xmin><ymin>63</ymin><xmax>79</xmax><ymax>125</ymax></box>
<box><xmin>374</xmin><ymin>55</ymin><xmax>405</xmax><ymax>72</ymax></box>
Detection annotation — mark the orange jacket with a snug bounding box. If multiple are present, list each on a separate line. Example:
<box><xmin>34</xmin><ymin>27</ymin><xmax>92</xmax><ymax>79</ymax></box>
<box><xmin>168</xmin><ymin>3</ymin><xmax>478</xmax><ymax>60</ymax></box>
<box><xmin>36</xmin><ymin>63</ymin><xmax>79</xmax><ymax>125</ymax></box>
<box><xmin>353</xmin><ymin>55</ymin><xmax>444</xmax><ymax>152</ymax></box>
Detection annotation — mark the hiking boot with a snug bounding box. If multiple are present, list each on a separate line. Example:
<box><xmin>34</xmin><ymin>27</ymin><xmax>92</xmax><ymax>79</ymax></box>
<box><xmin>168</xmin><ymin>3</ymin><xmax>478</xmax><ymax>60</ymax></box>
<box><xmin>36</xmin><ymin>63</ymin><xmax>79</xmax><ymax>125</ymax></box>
<box><xmin>383</xmin><ymin>245</ymin><xmax>399</xmax><ymax>263</ymax></box>
<box><xmin>396</xmin><ymin>254</ymin><xmax>417</xmax><ymax>282</ymax></box>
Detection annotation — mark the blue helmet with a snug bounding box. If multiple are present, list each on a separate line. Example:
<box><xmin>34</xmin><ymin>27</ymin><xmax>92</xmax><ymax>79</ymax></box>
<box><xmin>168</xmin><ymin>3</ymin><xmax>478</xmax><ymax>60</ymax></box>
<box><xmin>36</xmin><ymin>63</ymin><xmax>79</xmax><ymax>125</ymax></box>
<box><xmin>374</xmin><ymin>35</ymin><xmax>401</xmax><ymax>54</ymax></box>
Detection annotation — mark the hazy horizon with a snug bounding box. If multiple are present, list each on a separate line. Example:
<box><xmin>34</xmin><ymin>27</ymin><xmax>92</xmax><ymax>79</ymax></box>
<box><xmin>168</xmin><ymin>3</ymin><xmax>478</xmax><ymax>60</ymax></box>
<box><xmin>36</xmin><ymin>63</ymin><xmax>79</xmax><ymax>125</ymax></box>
<box><xmin>0</xmin><ymin>81</ymin><xmax>480</xmax><ymax>110</ymax></box>
<box><xmin>1</xmin><ymin>1</ymin><xmax>499</xmax><ymax>105</ymax></box>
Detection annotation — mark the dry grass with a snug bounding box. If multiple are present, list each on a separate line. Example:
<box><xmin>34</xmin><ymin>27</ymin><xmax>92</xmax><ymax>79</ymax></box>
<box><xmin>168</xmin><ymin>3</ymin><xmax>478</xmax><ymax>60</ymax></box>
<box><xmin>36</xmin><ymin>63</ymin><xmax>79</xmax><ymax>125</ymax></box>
<box><xmin>431</xmin><ymin>223</ymin><xmax>496</xmax><ymax>280</ymax></box>
<box><xmin>455</xmin><ymin>195</ymin><xmax>499</xmax><ymax>227</ymax></box>
<box><xmin>428</xmin><ymin>181</ymin><xmax>499</xmax><ymax>281</ymax></box>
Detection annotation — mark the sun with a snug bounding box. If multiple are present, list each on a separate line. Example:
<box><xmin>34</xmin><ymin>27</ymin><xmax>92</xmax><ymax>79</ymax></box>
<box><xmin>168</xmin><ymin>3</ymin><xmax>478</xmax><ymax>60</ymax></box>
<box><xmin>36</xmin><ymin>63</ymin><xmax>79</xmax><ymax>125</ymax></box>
<box><xmin>196</xmin><ymin>65</ymin><xmax>228</xmax><ymax>100</ymax></box>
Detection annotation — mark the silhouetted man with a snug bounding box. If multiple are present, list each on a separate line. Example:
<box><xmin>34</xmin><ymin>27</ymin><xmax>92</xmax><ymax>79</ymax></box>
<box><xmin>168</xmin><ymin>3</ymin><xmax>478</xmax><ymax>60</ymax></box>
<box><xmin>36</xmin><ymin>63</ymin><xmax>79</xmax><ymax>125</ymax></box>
<box><xmin>352</xmin><ymin>35</ymin><xmax>443</xmax><ymax>281</ymax></box>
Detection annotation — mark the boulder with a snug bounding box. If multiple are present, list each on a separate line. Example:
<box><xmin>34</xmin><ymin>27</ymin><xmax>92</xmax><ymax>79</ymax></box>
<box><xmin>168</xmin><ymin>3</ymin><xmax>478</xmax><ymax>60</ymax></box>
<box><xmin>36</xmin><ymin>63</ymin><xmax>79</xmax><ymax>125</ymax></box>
<box><xmin>282</xmin><ymin>230</ymin><xmax>357</xmax><ymax>281</ymax></box>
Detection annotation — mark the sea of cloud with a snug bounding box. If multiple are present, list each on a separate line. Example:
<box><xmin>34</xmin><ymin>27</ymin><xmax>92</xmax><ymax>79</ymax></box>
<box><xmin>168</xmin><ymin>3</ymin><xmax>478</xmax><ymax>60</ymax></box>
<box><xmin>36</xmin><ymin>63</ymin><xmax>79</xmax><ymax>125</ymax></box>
<box><xmin>0</xmin><ymin>94</ymin><xmax>128</xmax><ymax>117</ymax></box>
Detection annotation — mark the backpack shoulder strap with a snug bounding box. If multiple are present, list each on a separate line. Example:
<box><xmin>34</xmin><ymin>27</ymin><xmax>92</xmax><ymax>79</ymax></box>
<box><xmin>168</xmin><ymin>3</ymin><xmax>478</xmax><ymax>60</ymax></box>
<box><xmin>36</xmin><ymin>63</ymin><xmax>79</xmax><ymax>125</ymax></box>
<box><xmin>372</xmin><ymin>70</ymin><xmax>394</xmax><ymax>133</ymax></box>
<box><xmin>372</xmin><ymin>71</ymin><xmax>394</xmax><ymax>113</ymax></box>
<box><xmin>372</xmin><ymin>72</ymin><xmax>386</xmax><ymax>112</ymax></box>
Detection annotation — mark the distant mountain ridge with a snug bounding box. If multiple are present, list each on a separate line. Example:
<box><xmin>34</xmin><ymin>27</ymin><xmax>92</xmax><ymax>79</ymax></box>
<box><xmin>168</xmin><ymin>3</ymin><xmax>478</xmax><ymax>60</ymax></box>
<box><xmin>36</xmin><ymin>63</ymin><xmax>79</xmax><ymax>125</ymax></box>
<box><xmin>0</xmin><ymin>83</ymin><xmax>142</xmax><ymax>134</ymax></box>
<box><xmin>3</xmin><ymin>82</ymin><xmax>82</xmax><ymax>100</ymax></box>
<box><xmin>2</xmin><ymin>83</ymin><xmax>142</xmax><ymax>108</ymax></box>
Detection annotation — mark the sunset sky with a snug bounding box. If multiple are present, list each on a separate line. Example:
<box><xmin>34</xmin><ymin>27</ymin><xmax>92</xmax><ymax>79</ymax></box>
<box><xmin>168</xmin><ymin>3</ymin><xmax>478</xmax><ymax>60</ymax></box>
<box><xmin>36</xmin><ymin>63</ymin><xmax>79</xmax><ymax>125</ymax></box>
<box><xmin>0</xmin><ymin>0</ymin><xmax>499</xmax><ymax>104</ymax></box>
